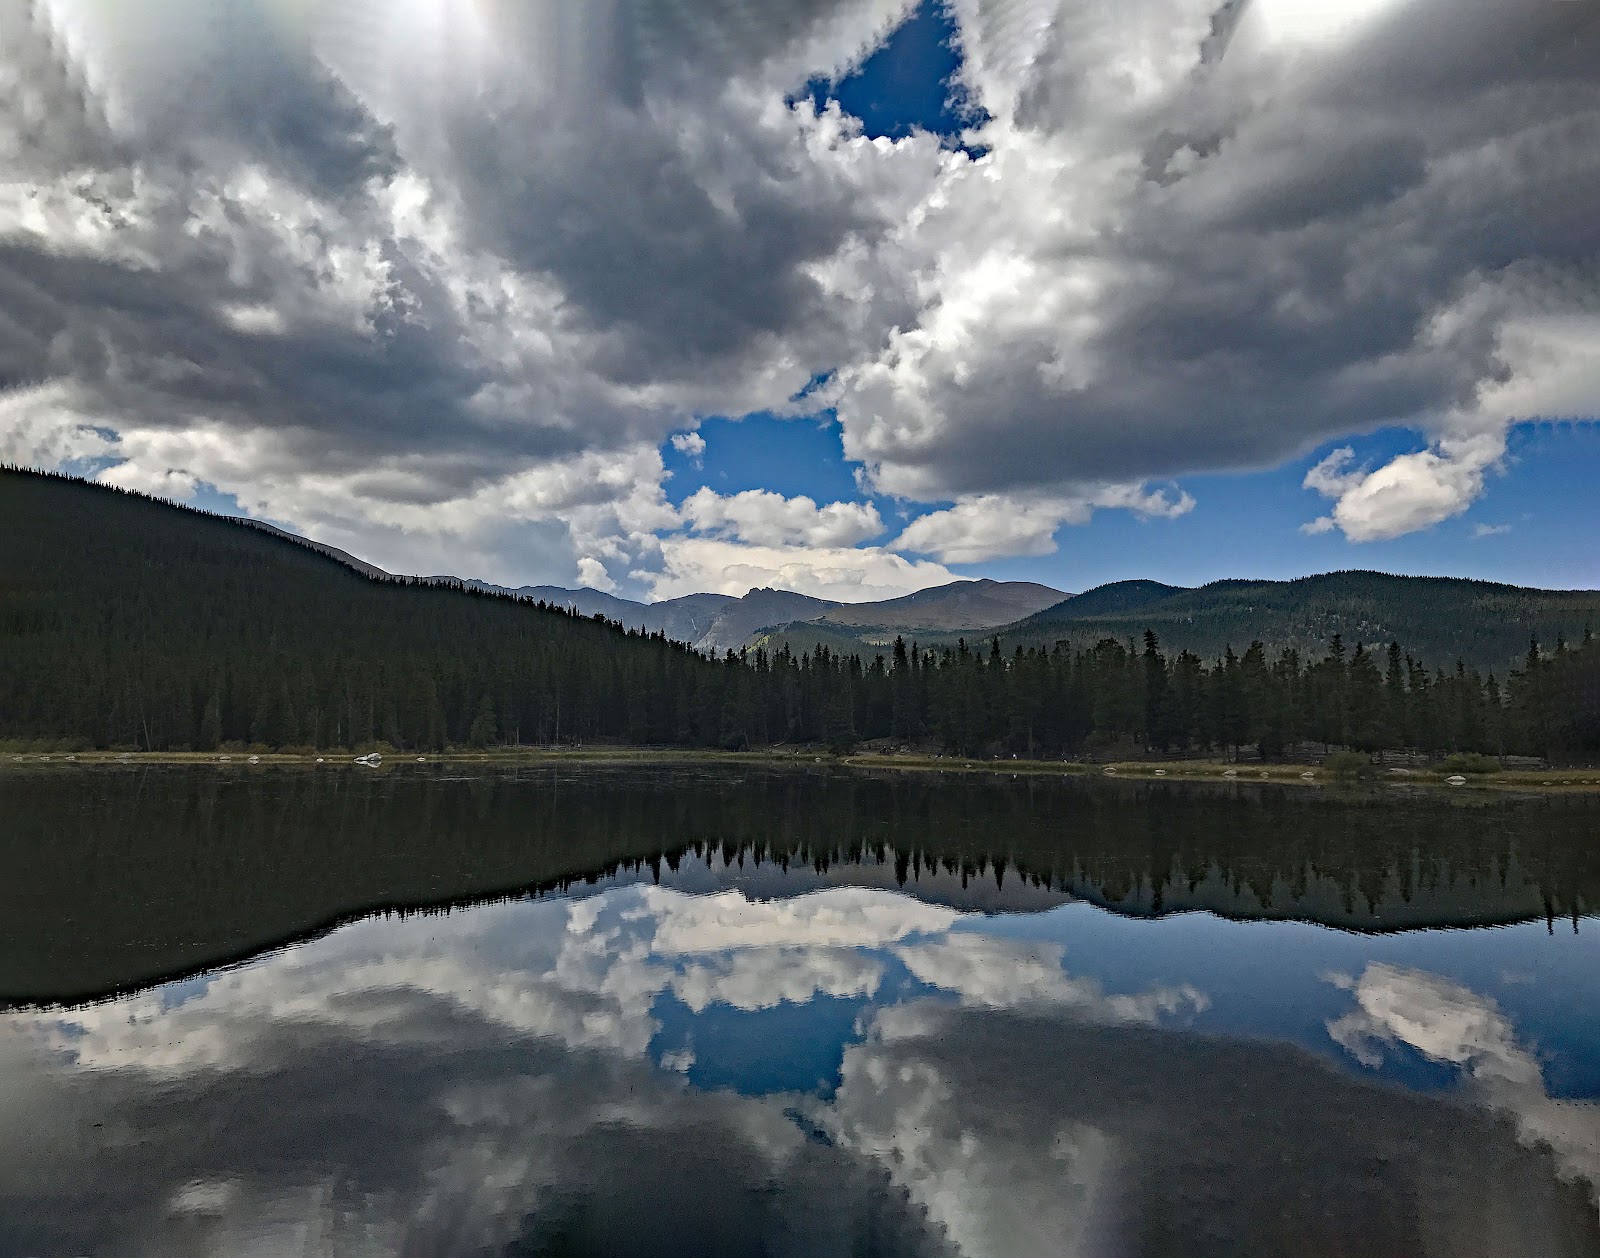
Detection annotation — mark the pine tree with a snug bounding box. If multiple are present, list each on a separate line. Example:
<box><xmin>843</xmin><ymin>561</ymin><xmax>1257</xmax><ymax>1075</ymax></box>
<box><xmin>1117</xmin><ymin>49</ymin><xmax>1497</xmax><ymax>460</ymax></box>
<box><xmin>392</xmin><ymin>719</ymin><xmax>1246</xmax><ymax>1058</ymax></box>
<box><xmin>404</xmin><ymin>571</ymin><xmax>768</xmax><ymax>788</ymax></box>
<box><xmin>198</xmin><ymin>691</ymin><xmax>223</xmax><ymax>752</ymax></box>
<box><xmin>1142</xmin><ymin>630</ymin><xmax>1173</xmax><ymax>751</ymax></box>
<box><xmin>469</xmin><ymin>694</ymin><xmax>497</xmax><ymax>748</ymax></box>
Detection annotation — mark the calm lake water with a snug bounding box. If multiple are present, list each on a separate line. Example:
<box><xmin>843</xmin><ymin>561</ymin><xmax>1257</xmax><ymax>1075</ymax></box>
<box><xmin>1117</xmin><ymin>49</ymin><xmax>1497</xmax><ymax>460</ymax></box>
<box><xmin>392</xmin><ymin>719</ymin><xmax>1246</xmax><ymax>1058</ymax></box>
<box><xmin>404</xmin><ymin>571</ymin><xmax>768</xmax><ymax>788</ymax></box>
<box><xmin>2</xmin><ymin>764</ymin><xmax>1599</xmax><ymax>1255</ymax></box>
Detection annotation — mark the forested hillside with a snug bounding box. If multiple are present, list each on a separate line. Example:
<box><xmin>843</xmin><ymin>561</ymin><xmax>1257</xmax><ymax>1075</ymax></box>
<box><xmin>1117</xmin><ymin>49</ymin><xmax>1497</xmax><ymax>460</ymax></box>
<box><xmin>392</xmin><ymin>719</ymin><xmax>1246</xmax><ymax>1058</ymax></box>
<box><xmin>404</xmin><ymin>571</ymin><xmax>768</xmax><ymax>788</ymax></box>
<box><xmin>1004</xmin><ymin>573</ymin><xmax>1600</xmax><ymax>677</ymax></box>
<box><xmin>3</xmin><ymin>468</ymin><xmax>1597</xmax><ymax>762</ymax></box>
<box><xmin>0</xmin><ymin>469</ymin><xmax>747</xmax><ymax>752</ymax></box>
<box><xmin>751</xmin><ymin>579</ymin><xmax>1065</xmax><ymax>658</ymax></box>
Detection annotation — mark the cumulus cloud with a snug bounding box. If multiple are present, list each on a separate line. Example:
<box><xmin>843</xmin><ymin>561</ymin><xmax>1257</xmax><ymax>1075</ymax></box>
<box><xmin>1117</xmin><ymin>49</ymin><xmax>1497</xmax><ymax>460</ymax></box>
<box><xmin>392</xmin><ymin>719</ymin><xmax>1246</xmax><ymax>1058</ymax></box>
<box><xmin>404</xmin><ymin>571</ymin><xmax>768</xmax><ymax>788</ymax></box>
<box><xmin>894</xmin><ymin>485</ymin><xmax>1194</xmax><ymax>564</ymax></box>
<box><xmin>646</xmin><ymin>535</ymin><xmax>957</xmax><ymax>601</ymax></box>
<box><xmin>680</xmin><ymin>486</ymin><xmax>885</xmax><ymax>548</ymax></box>
<box><xmin>0</xmin><ymin>381</ymin><xmax>116</xmax><ymax>468</ymax></box>
<box><xmin>895</xmin><ymin>933</ymin><xmax>1207</xmax><ymax>1018</ymax></box>
<box><xmin>643</xmin><ymin>885</ymin><xmax>959</xmax><ymax>955</ymax></box>
<box><xmin>1301</xmin><ymin>434</ymin><xmax>1504</xmax><ymax>541</ymax></box>
<box><xmin>1327</xmin><ymin>962</ymin><xmax>1600</xmax><ymax>1208</ymax></box>
<box><xmin>0</xmin><ymin>889</ymin><xmax>956</xmax><ymax>1255</ymax></box>
<box><xmin>4</xmin><ymin>0</ymin><xmax>1598</xmax><ymax>588</ymax></box>
<box><xmin>669</xmin><ymin>430</ymin><xmax>706</xmax><ymax>465</ymax></box>
<box><xmin>575</xmin><ymin>556</ymin><xmax>616</xmax><ymax>591</ymax></box>
<box><xmin>835</xmin><ymin>0</ymin><xmax>1600</xmax><ymax>525</ymax></box>
<box><xmin>0</xmin><ymin>0</ymin><xmax>921</xmax><ymax>589</ymax></box>
<box><xmin>827</xmin><ymin>994</ymin><xmax>1600</xmax><ymax>1258</ymax></box>
<box><xmin>5</xmin><ymin>858</ymin><xmax>1597</xmax><ymax>1253</ymax></box>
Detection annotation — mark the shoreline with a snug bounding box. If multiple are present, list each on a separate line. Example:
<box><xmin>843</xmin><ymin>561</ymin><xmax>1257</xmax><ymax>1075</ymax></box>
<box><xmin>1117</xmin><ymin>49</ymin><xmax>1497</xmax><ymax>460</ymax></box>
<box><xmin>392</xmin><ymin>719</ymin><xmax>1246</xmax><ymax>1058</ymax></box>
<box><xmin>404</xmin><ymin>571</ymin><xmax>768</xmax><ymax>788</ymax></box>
<box><xmin>5</xmin><ymin>746</ymin><xmax>1600</xmax><ymax>793</ymax></box>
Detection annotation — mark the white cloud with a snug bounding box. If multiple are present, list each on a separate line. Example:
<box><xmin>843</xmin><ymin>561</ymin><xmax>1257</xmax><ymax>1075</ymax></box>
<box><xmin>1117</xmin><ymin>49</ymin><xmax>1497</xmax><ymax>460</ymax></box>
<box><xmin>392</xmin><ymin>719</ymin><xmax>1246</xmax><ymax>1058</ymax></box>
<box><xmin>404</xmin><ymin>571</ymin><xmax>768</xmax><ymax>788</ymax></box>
<box><xmin>830</xmin><ymin>1035</ymin><xmax>1122</xmax><ymax>1258</ymax></box>
<box><xmin>0</xmin><ymin>382</ymin><xmax>117</xmax><ymax>468</ymax></box>
<box><xmin>831</xmin><ymin>0</ymin><xmax>1600</xmax><ymax>533</ymax></box>
<box><xmin>1471</xmin><ymin>523</ymin><xmax>1511</xmax><ymax>539</ymax></box>
<box><xmin>1301</xmin><ymin>433</ymin><xmax>1505</xmax><ymax>542</ymax></box>
<box><xmin>1327</xmin><ymin>963</ymin><xmax>1600</xmax><ymax>1208</ymax></box>
<box><xmin>895</xmin><ymin>934</ymin><xmax>1207</xmax><ymax>1020</ymax></box>
<box><xmin>643</xmin><ymin>885</ymin><xmax>959</xmax><ymax>956</ymax></box>
<box><xmin>680</xmin><ymin>486</ymin><xmax>884</xmax><ymax>548</ymax></box>
<box><xmin>671</xmin><ymin>947</ymin><xmax>885</xmax><ymax>1014</ymax></box>
<box><xmin>670</xmin><ymin>431</ymin><xmax>706</xmax><ymax>465</ymax></box>
<box><xmin>575</xmin><ymin>556</ymin><xmax>616</xmax><ymax>591</ymax></box>
<box><xmin>5</xmin><ymin>0</ymin><xmax>1600</xmax><ymax>584</ymax></box>
<box><xmin>894</xmin><ymin>485</ymin><xmax>1194</xmax><ymax>564</ymax></box>
<box><xmin>1252</xmin><ymin>0</ymin><xmax>1402</xmax><ymax>49</ymax></box>
<box><xmin>645</xmin><ymin>535</ymin><xmax>956</xmax><ymax>601</ymax></box>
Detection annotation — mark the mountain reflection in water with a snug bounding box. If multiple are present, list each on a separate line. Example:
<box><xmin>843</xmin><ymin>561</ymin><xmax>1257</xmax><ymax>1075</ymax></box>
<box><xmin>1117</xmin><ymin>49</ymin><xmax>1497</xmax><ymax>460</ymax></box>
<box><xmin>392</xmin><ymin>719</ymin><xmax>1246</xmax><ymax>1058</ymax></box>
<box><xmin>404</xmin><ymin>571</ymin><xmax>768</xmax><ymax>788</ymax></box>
<box><xmin>1</xmin><ymin>766</ymin><xmax>1598</xmax><ymax>1255</ymax></box>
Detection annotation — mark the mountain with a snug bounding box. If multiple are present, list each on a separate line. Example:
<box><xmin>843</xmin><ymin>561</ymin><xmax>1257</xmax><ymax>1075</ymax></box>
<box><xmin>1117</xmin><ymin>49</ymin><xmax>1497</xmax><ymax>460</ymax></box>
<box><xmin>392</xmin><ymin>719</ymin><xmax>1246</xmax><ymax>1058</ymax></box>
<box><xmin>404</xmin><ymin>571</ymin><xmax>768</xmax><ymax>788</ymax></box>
<box><xmin>695</xmin><ymin>588</ymin><xmax>840</xmax><ymax>653</ymax></box>
<box><xmin>441</xmin><ymin>580</ymin><xmax>732</xmax><ymax>645</ymax></box>
<box><xmin>816</xmin><ymin>579</ymin><xmax>1065</xmax><ymax>631</ymax></box>
<box><xmin>439</xmin><ymin>579</ymin><xmax>1065</xmax><ymax>657</ymax></box>
<box><xmin>6</xmin><ymin>469</ymin><xmax>1595</xmax><ymax>761</ymax></box>
<box><xmin>453</xmin><ymin>581</ymin><xmax>1070</xmax><ymax>658</ymax></box>
<box><xmin>652</xmin><ymin>593</ymin><xmax>745</xmax><ymax>648</ymax></box>
<box><xmin>464</xmin><ymin>583</ymin><xmax>657</xmax><ymax>625</ymax></box>
<box><xmin>443</xmin><ymin>582</ymin><xmax>820</xmax><ymax>654</ymax></box>
<box><xmin>1036</xmin><ymin>579</ymin><xmax>1182</xmax><ymax>620</ymax></box>
<box><xmin>1003</xmin><ymin>571</ymin><xmax>1600</xmax><ymax>677</ymax></box>
<box><xmin>748</xmin><ymin>579</ymin><xmax>1069</xmax><ymax>659</ymax></box>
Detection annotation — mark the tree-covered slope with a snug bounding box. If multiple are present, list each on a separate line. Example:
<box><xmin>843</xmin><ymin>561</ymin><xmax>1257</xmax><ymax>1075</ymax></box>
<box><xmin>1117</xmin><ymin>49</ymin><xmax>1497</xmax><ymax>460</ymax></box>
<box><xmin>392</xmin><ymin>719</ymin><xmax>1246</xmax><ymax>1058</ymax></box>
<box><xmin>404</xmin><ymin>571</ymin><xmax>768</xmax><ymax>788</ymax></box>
<box><xmin>745</xmin><ymin>620</ymin><xmax>890</xmax><ymax>661</ymax></box>
<box><xmin>745</xmin><ymin>581</ymin><xmax>1068</xmax><ymax>659</ymax></box>
<box><xmin>1005</xmin><ymin>571</ymin><xmax>1600</xmax><ymax>677</ymax></box>
<box><xmin>6</xmin><ymin>468</ymin><xmax>1596</xmax><ymax>761</ymax></box>
<box><xmin>0</xmin><ymin>469</ymin><xmax>739</xmax><ymax>751</ymax></box>
<box><xmin>815</xmin><ymin>579</ymin><xmax>1066</xmax><ymax>631</ymax></box>
<box><xmin>1032</xmin><ymin>580</ymin><xmax>1183</xmax><ymax>620</ymax></box>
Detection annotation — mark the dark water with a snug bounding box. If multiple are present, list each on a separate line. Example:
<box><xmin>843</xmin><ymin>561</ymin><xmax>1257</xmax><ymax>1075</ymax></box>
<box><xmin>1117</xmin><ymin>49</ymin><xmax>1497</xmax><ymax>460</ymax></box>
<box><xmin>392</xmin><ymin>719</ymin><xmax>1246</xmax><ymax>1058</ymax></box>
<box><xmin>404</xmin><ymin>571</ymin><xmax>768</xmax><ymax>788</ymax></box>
<box><xmin>2</xmin><ymin>765</ymin><xmax>1599</xmax><ymax>1255</ymax></box>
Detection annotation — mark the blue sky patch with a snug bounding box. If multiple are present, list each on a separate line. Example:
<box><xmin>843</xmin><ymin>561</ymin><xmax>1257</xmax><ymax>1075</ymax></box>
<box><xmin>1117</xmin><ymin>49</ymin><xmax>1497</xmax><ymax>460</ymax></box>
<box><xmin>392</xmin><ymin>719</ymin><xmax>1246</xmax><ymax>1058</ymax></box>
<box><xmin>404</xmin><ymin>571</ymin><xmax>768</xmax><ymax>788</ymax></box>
<box><xmin>802</xmin><ymin>0</ymin><xmax>981</xmax><ymax>147</ymax></box>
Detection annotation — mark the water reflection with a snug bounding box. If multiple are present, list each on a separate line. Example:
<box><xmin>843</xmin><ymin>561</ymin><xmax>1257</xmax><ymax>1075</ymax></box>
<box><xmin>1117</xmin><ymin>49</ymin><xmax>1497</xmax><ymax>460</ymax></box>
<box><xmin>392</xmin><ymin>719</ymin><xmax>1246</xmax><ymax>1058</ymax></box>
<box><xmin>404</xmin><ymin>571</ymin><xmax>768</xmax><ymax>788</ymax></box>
<box><xmin>4</xmin><ymin>764</ymin><xmax>1597</xmax><ymax>1004</ymax></box>
<box><xmin>3</xmin><ymin>840</ymin><xmax>1598</xmax><ymax>1256</ymax></box>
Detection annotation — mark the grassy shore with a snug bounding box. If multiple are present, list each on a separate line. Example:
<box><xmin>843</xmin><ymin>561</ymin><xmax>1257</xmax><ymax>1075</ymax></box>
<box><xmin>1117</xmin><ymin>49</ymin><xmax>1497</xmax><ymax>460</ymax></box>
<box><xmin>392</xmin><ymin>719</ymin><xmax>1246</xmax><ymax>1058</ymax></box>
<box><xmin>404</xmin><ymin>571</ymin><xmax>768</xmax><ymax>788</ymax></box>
<box><xmin>5</xmin><ymin>745</ymin><xmax>1600</xmax><ymax>792</ymax></box>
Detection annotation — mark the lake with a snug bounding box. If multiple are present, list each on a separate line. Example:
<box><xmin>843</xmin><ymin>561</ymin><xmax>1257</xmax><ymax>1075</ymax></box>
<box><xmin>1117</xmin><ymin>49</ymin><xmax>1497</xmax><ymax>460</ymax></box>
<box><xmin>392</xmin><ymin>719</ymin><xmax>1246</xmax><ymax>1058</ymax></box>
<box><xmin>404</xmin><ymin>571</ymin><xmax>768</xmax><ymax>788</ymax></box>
<box><xmin>2</xmin><ymin>763</ymin><xmax>1598</xmax><ymax>1255</ymax></box>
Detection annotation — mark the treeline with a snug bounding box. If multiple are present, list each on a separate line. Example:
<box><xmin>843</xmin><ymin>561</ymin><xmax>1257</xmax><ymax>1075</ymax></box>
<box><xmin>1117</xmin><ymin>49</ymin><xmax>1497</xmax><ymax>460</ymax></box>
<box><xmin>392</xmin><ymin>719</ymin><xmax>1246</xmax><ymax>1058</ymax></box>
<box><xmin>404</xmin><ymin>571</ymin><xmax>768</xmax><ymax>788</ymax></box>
<box><xmin>789</xmin><ymin>630</ymin><xmax>1600</xmax><ymax>761</ymax></box>
<box><xmin>3</xmin><ymin>467</ymin><xmax>1597</xmax><ymax>761</ymax></box>
<box><xmin>1005</xmin><ymin>570</ymin><xmax>1600</xmax><ymax>682</ymax></box>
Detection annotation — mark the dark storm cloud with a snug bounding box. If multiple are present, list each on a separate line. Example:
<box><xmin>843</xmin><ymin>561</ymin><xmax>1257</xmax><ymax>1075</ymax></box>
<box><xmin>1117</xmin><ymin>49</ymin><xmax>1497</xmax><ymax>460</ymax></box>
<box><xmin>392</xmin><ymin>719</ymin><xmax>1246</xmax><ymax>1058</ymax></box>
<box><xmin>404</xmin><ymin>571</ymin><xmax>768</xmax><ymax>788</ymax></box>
<box><xmin>0</xmin><ymin>999</ymin><xmax>956</xmax><ymax>1257</ymax></box>
<box><xmin>437</xmin><ymin>100</ymin><xmax>874</xmax><ymax>378</ymax></box>
<box><xmin>844</xmin><ymin>0</ymin><xmax>1600</xmax><ymax>518</ymax></box>
<box><xmin>0</xmin><ymin>0</ymin><xmax>917</xmax><ymax>536</ymax></box>
<box><xmin>829</xmin><ymin>1001</ymin><xmax>1600</xmax><ymax>1254</ymax></box>
<box><xmin>4</xmin><ymin>0</ymin><xmax>1596</xmax><ymax>573</ymax></box>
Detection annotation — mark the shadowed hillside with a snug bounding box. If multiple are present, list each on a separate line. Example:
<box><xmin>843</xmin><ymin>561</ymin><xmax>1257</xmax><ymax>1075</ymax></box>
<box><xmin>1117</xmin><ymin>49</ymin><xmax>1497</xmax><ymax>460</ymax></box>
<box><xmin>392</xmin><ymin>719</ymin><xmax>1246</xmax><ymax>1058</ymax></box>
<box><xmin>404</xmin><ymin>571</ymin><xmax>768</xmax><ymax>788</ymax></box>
<box><xmin>1003</xmin><ymin>571</ymin><xmax>1600</xmax><ymax>677</ymax></box>
<box><xmin>0</xmin><ymin>468</ymin><xmax>742</xmax><ymax>752</ymax></box>
<box><xmin>5</xmin><ymin>468</ymin><xmax>1595</xmax><ymax>762</ymax></box>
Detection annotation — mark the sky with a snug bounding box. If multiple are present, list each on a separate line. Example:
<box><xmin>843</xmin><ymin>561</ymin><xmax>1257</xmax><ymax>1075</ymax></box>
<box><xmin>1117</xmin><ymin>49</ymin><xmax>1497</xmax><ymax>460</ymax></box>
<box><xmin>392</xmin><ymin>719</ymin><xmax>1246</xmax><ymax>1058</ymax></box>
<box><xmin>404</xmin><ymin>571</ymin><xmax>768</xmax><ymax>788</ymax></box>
<box><xmin>2</xmin><ymin>0</ymin><xmax>1597</xmax><ymax>600</ymax></box>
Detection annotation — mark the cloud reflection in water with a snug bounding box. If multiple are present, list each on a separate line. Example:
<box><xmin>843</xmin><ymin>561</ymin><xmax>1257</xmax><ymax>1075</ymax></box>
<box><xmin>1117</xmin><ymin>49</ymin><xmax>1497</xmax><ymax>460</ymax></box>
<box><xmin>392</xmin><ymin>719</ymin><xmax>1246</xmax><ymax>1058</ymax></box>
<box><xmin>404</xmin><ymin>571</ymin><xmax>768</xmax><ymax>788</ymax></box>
<box><xmin>1</xmin><ymin>866</ymin><xmax>1596</xmax><ymax>1256</ymax></box>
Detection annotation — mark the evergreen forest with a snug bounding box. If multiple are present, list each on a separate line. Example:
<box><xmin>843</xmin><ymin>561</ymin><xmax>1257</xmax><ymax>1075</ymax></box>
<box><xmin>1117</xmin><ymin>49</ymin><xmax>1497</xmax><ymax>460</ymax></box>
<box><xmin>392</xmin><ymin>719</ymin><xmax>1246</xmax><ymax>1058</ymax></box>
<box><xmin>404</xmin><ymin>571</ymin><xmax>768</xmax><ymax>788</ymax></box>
<box><xmin>4</xmin><ymin>468</ymin><xmax>1598</xmax><ymax>762</ymax></box>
